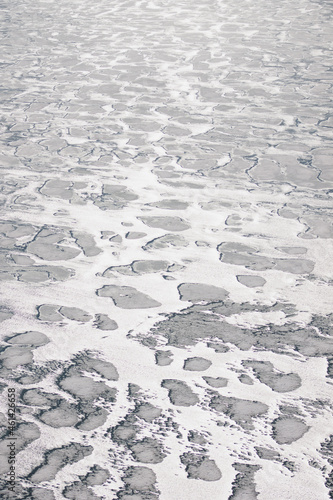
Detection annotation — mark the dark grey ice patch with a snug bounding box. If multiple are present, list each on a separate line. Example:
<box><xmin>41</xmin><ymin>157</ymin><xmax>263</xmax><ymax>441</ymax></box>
<box><xmin>178</xmin><ymin>283</ymin><xmax>228</xmax><ymax>303</ymax></box>
<box><xmin>243</xmin><ymin>361</ymin><xmax>302</xmax><ymax>393</ymax></box>
<box><xmin>118</xmin><ymin>466</ymin><xmax>158</xmax><ymax>499</ymax></box>
<box><xmin>39</xmin><ymin>179</ymin><xmax>74</xmax><ymax>200</ymax></box>
<box><xmin>229</xmin><ymin>463</ymin><xmax>260</xmax><ymax>500</ymax></box>
<box><xmin>21</xmin><ymin>388</ymin><xmax>59</xmax><ymax>407</ymax></box>
<box><xmin>217</xmin><ymin>242</ymin><xmax>257</xmax><ymax>254</ymax></box>
<box><xmin>277</xmin><ymin>247</ymin><xmax>308</xmax><ymax>255</ymax></box>
<box><xmin>103</xmin><ymin>260</ymin><xmax>169</xmax><ymax>277</ymax></box>
<box><xmin>84</xmin><ymin>465</ymin><xmax>110</xmax><ymax>486</ymax></box>
<box><xmin>94</xmin><ymin>314</ymin><xmax>118</xmax><ymax>331</ymax></box>
<box><xmin>146</xmin><ymin>199</ymin><xmax>189</xmax><ymax>210</ymax></box>
<box><xmin>180</xmin><ymin>453</ymin><xmax>222</xmax><ymax>481</ymax></box>
<box><xmin>207</xmin><ymin>342</ymin><xmax>230</xmax><ymax>353</ymax></box>
<box><xmin>142</xmin><ymin>233</ymin><xmax>189</xmax><ymax>250</ymax></box>
<box><xmin>30</xmin><ymin>488</ymin><xmax>56</xmax><ymax>500</ymax></box>
<box><xmin>210</xmin><ymin>395</ymin><xmax>268</xmax><ymax>428</ymax></box>
<box><xmin>239</xmin><ymin>374</ymin><xmax>254</xmax><ymax>385</ymax></box>
<box><xmin>184</xmin><ymin>357</ymin><xmax>212</xmax><ymax>371</ymax></box>
<box><xmin>161</xmin><ymin>379</ymin><xmax>199</xmax><ymax>406</ymax></box>
<box><xmin>274</xmin><ymin>258</ymin><xmax>315</xmax><ymax>274</ymax></box>
<box><xmin>67</xmin><ymin>355</ymin><xmax>119</xmax><ymax>381</ymax></box>
<box><xmin>0</xmin><ymin>483</ymin><xmax>55</xmax><ymax>500</ymax></box>
<box><xmin>135</xmin><ymin>403</ymin><xmax>162</xmax><ymax>422</ymax></box>
<box><xmin>38</xmin><ymin>265</ymin><xmax>74</xmax><ymax>281</ymax></box>
<box><xmin>138</xmin><ymin>216</ymin><xmax>190</xmax><ymax>231</ymax></box>
<box><xmin>26</xmin><ymin>241</ymin><xmax>81</xmax><ymax>261</ymax></box>
<box><xmin>255</xmin><ymin>447</ymin><xmax>280</xmax><ymax>460</ymax></box>
<box><xmin>28</xmin><ymin>443</ymin><xmax>93</xmax><ymax>483</ymax></box>
<box><xmin>131</xmin><ymin>260</ymin><xmax>169</xmax><ymax>274</ymax></box>
<box><xmin>203</xmin><ymin>376</ymin><xmax>228</xmax><ymax>388</ymax></box>
<box><xmin>93</xmin><ymin>184</ymin><xmax>138</xmax><ymax>211</ymax></box>
<box><xmin>76</xmin><ymin>407</ymin><xmax>108</xmax><ymax>431</ymax></box>
<box><xmin>236</xmin><ymin>275</ymin><xmax>266</xmax><ymax>288</ymax></box>
<box><xmin>200</xmin><ymin>201</ymin><xmax>233</xmax><ymax>211</ymax></box>
<box><xmin>59</xmin><ymin>306</ymin><xmax>92</xmax><ymax>322</ymax></box>
<box><xmin>272</xmin><ymin>417</ymin><xmax>309</xmax><ymax>444</ymax></box>
<box><xmin>37</xmin><ymin>304</ymin><xmax>63</xmax><ymax>322</ymax></box>
<box><xmin>125</xmin><ymin>231</ymin><xmax>147</xmax><ymax>239</ymax></box>
<box><xmin>0</xmin><ymin>422</ymin><xmax>41</xmax><ymax>475</ymax></box>
<box><xmin>129</xmin><ymin>438</ymin><xmax>166</xmax><ymax>464</ymax></box>
<box><xmin>59</xmin><ymin>375</ymin><xmax>117</xmax><ymax>401</ymax></box>
<box><xmin>5</xmin><ymin>331</ymin><xmax>49</xmax><ymax>346</ymax></box>
<box><xmin>71</xmin><ymin>231</ymin><xmax>101</xmax><ymax>257</ymax></box>
<box><xmin>220</xmin><ymin>252</ymin><xmax>275</xmax><ymax>271</ymax></box>
<box><xmin>38</xmin><ymin>401</ymin><xmax>81</xmax><ymax>428</ymax></box>
<box><xmin>155</xmin><ymin>350</ymin><xmax>173</xmax><ymax>366</ymax></box>
<box><xmin>102</xmin><ymin>264</ymin><xmax>135</xmax><ymax>276</ymax></box>
<box><xmin>188</xmin><ymin>431</ymin><xmax>207</xmax><ymax>445</ymax></box>
<box><xmin>63</xmin><ymin>482</ymin><xmax>101</xmax><ymax>499</ymax></box>
<box><xmin>112</xmin><ymin>421</ymin><xmax>139</xmax><ymax>443</ymax></box>
<box><xmin>97</xmin><ymin>285</ymin><xmax>161</xmax><ymax>309</ymax></box>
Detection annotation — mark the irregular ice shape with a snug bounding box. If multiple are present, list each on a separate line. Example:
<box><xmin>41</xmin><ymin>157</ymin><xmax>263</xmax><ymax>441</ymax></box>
<box><xmin>28</xmin><ymin>443</ymin><xmax>93</xmax><ymax>482</ymax></box>
<box><xmin>138</xmin><ymin>216</ymin><xmax>190</xmax><ymax>231</ymax></box>
<box><xmin>97</xmin><ymin>285</ymin><xmax>161</xmax><ymax>309</ymax></box>
<box><xmin>178</xmin><ymin>283</ymin><xmax>228</xmax><ymax>302</ymax></box>
<box><xmin>272</xmin><ymin>417</ymin><xmax>309</xmax><ymax>444</ymax></box>
<box><xmin>161</xmin><ymin>379</ymin><xmax>199</xmax><ymax>406</ymax></box>
<box><xmin>183</xmin><ymin>357</ymin><xmax>212</xmax><ymax>371</ymax></box>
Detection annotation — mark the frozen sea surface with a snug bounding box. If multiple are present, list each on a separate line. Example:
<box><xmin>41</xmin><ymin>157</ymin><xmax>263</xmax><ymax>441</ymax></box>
<box><xmin>0</xmin><ymin>0</ymin><xmax>332</xmax><ymax>498</ymax></box>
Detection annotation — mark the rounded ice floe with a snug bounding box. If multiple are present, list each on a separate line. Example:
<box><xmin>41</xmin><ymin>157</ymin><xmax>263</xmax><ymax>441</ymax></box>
<box><xmin>161</xmin><ymin>379</ymin><xmax>199</xmax><ymax>406</ymax></box>
<box><xmin>28</xmin><ymin>443</ymin><xmax>93</xmax><ymax>483</ymax></box>
<box><xmin>180</xmin><ymin>453</ymin><xmax>222</xmax><ymax>481</ymax></box>
<box><xmin>142</xmin><ymin>233</ymin><xmax>189</xmax><ymax>250</ymax></box>
<box><xmin>129</xmin><ymin>438</ymin><xmax>166</xmax><ymax>464</ymax></box>
<box><xmin>238</xmin><ymin>374</ymin><xmax>254</xmax><ymax>385</ymax></box>
<box><xmin>125</xmin><ymin>231</ymin><xmax>147</xmax><ymax>239</ymax></box>
<box><xmin>59</xmin><ymin>306</ymin><xmax>92</xmax><ymax>322</ymax></box>
<box><xmin>186</xmin><ymin>458</ymin><xmax>222</xmax><ymax>482</ymax></box>
<box><xmin>97</xmin><ymin>285</ymin><xmax>161</xmax><ymax>309</ymax></box>
<box><xmin>138</xmin><ymin>216</ymin><xmax>190</xmax><ymax>231</ymax></box>
<box><xmin>5</xmin><ymin>331</ymin><xmax>49</xmax><ymax>346</ymax></box>
<box><xmin>37</xmin><ymin>304</ymin><xmax>63</xmax><ymax>322</ymax></box>
<box><xmin>76</xmin><ymin>407</ymin><xmax>108</xmax><ymax>431</ymax></box>
<box><xmin>122</xmin><ymin>465</ymin><xmax>157</xmax><ymax>492</ymax></box>
<box><xmin>236</xmin><ymin>275</ymin><xmax>266</xmax><ymax>288</ymax></box>
<box><xmin>131</xmin><ymin>260</ymin><xmax>169</xmax><ymax>274</ymax></box>
<box><xmin>178</xmin><ymin>283</ymin><xmax>228</xmax><ymax>302</ymax></box>
<box><xmin>146</xmin><ymin>199</ymin><xmax>189</xmax><ymax>210</ymax></box>
<box><xmin>38</xmin><ymin>403</ymin><xmax>81</xmax><ymax>428</ymax></box>
<box><xmin>183</xmin><ymin>357</ymin><xmax>212</xmax><ymax>371</ymax></box>
<box><xmin>272</xmin><ymin>417</ymin><xmax>309</xmax><ymax>444</ymax></box>
<box><xmin>0</xmin><ymin>346</ymin><xmax>33</xmax><ymax>369</ymax></box>
<box><xmin>277</xmin><ymin>246</ymin><xmax>308</xmax><ymax>255</ymax></box>
<box><xmin>155</xmin><ymin>350</ymin><xmax>173</xmax><ymax>366</ymax></box>
<box><xmin>59</xmin><ymin>374</ymin><xmax>117</xmax><ymax>401</ymax></box>
<box><xmin>210</xmin><ymin>395</ymin><xmax>268</xmax><ymax>428</ymax></box>
<box><xmin>135</xmin><ymin>403</ymin><xmax>162</xmax><ymax>422</ymax></box>
<box><xmin>203</xmin><ymin>376</ymin><xmax>228</xmax><ymax>388</ymax></box>
<box><xmin>94</xmin><ymin>313</ymin><xmax>118</xmax><ymax>331</ymax></box>
<box><xmin>26</xmin><ymin>241</ymin><xmax>81</xmax><ymax>261</ymax></box>
<box><xmin>274</xmin><ymin>258</ymin><xmax>315</xmax><ymax>274</ymax></box>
